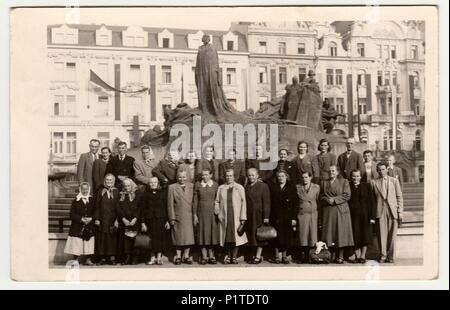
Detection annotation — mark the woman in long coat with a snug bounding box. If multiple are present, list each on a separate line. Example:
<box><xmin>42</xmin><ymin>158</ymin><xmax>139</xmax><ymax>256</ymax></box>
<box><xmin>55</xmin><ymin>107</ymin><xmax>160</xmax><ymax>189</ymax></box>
<box><xmin>296</xmin><ymin>171</ymin><xmax>321</xmax><ymax>263</ymax></box>
<box><xmin>94</xmin><ymin>173</ymin><xmax>119</xmax><ymax>265</ymax></box>
<box><xmin>193</xmin><ymin>168</ymin><xmax>220</xmax><ymax>264</ymax></box>
<box><xmin>245</xmin><ymin>168</ymin><xmax>271</xmax><ymax>264</ymax></box>
<box><xmin>117</xmin><ymin>178</ymin><xmax>142</xmax><ymax>265</ymax></box>
<box><xmin>140</xmin><ymin>177</ymin><xmax>171</xmax><ymax>265</ymax></box>
<box><xmin>167</xmin><ymin>170</ymin><xmax>195</xmax><ymax>265</ymax></box>
<box><xmin>64</xmin><ymin>182</ymin><xmax>95</xmax><ymax>266</ymax></box>
<box><xmin>320</xmin><ymin>165</ymin><xmax>354</xmax><ymax>263</ymax></box>
<box><xmin>269</xmin><ymin>170</ymin><xmax>298</xmax><ymax>264</ymax></box>
<box><xmin>215</xmin><ymin>168</ymin><xmax>248</xmax><ymax>264</ymax></box>
<box><xmin>349</xmin><ymin>169</ymin><xmax>376</xmax><ymax>263</ymax></box>
<box><xmin>312</xmin><ymin>139</ymin><xmax>337</xmax><ymax>184</ymax></box>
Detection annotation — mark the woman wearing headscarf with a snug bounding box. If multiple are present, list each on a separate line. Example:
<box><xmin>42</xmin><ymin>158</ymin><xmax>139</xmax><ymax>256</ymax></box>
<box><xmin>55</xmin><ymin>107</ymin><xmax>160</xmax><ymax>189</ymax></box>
<box><xmin>320</xmin><ymin>165</ymin><xmax>354</xmax><ymax>264</ymax></box>
<box><xmin>64</xmin><ymin>182</ymin><xmax>95</xmax><ymax>266</ymax></box>
<box><xmin>116</xmin><ymin>178</ymin><xmax>142</xmax><ymax>265</ymax></box>
<box><xmin>94</xmin><ymin>173</ymin><xmax>119</xmax><ymax>265</ymax></box>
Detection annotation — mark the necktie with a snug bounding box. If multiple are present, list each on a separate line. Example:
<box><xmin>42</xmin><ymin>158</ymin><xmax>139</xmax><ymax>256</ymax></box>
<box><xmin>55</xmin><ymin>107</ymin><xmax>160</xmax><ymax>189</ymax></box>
<box><xmin>382</xmin><ymin>178</ymin><xmax>387</xmax><ymax>197</ymax></box>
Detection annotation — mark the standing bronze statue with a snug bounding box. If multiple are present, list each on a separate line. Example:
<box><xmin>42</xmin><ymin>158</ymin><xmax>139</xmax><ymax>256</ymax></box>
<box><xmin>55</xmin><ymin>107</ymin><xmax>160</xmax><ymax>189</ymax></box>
<box><xmin>280</xmin><ymin>70</ymin><xmax>323</xmax><ymax>131</ymax></box>
<box><xmin>195</xmin><ymin>35</ymin><xmax>238</xmax><ymax>121</ymax></box>
<box><xmin>321</xmin><ymin>98</ymin><xmax>344</xmax><ymax>133</ymax></box>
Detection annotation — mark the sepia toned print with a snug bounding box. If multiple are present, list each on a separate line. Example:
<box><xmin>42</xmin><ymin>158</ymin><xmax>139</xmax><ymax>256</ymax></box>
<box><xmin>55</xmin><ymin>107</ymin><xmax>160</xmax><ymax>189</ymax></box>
<box><xmin>10</xmin><ymin>6</ymin><xmax>439</xmax><ymax>281</ymax></box>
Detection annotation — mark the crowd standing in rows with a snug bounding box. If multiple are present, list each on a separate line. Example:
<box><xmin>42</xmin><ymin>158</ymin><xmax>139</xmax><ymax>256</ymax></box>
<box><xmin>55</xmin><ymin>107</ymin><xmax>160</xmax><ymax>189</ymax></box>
<box><xmin>65</xmin><ymin>138</ymin><xmax>403</xmax><ymax>266</ymax></box>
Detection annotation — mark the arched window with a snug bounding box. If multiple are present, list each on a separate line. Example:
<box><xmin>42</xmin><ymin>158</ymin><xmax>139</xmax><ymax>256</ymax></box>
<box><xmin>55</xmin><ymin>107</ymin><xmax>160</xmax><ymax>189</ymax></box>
<box><xmin>329</xmin><ymin>41</ymin><xmax>337</xmax><ymax>56</ymax></box>
<box><xmin>415</xmin><ymin>129</ymin><xmax>423</xmax><ymax>151</ymax></box>
<box><xmin>360</xmin><ymin>129</ymin><xmax>368</xmax><ymax>144</ymax></box>
<box><xmin>383</xmin><ymin>129</ymin><xmax>402</xmax><ymax>150</ymax></box>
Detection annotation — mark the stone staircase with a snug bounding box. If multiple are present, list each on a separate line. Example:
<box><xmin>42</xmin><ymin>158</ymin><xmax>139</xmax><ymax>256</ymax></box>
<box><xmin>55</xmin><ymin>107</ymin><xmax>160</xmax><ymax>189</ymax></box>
<box><xmin>401</xmin><ymin>182</ymin><xmax>424</xmax><ymax>228</ymax></box>
<box><xmin>48</xmin><ymin>181</ymin><xmax>78</xmax><ymax>233</ymax></box>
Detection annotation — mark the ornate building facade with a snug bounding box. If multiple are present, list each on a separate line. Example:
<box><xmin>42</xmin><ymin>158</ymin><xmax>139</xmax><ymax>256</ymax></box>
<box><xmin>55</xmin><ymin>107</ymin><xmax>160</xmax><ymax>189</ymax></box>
<box><xmin>47</xmin><ymin>21</ymin><xmax>425</xmax><ymax>182</ymax></box>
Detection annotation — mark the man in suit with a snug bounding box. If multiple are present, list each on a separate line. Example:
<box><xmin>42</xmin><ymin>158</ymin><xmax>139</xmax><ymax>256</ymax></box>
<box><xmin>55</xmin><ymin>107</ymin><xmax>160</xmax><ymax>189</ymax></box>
<box><xmin>77</xmin><ymin>139</ymin><xmax>100</xmax><ymax>193</ymax></box>
<box><xmin>133</xmin><ymin>145</ymin><xmax>157</xmax><ymax>192</ymax></box>
<box><xmin>337</xmin><ymin>137</ymin><xmax>364</xmax><ymax>180</ymax></box>
<box><xmin>219</xmin><ymin>149</ymin><xmax>246</xmax><ymax>185</ymax></box>
<box><xmin>387</xmin><ymin>154</ymin><xmax>404</xmax><ymax>188</ymax></box>
<box><xmin>362</xmin><ymin>150</ymin><xmax>379</xmax><ymax>183</ymax></box>
<box><xmin>153</xmin><ymin>150</ymin><xmax>183</xmax><ymax>187</ymax></box>
<box><xmin>372</xmin><ymin>161</ymin><xmax>403</xmax><ymax>263</ymax></box>
<box><xmin>105</xmin><ymin>141</ymin><xmax>135</xmax><ymax>189</ymax></box>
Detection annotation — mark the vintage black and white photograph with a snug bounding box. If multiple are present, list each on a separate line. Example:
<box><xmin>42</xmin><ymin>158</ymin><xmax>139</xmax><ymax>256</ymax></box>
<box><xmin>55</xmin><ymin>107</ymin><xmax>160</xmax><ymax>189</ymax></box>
<box><xmin>9</xmin><ymin>6</ymin><xmax>440</xmax><ymax>282</ymax></box>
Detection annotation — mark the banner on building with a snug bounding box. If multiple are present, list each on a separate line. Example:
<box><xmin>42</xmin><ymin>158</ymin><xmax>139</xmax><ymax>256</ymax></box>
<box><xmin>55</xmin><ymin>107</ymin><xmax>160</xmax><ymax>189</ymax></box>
<box><xmin>89</xmin><ymin>70</ymin><xmax>150</xmax><ymax>94</ymax></box>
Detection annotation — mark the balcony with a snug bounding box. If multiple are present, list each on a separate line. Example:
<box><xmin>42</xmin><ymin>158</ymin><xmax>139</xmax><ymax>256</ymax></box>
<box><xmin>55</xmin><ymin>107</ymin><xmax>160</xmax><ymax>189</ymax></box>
<box><xmin>354</xmin><ymin>114</ymin><xmax>424</xmax><ymax>124</ymax></box>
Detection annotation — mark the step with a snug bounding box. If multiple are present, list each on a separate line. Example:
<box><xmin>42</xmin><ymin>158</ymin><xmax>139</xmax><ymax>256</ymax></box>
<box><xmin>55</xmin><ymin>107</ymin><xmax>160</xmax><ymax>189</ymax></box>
<box><xmin>49</xmin><ymin>209</ymin><xmax>70</xmax><ymax>217</ymax></box>
<box><xmin>49</xmin><ymin>203</ymin><xmax>71</xmax><ymax>210</ymax></box>
<box><xmin>49</xmin><ymin>198</ymin><xmax>73</xmax><ymax>204</ymax></box>
<box><xmin>404</xmin><ymin>200</ymin><xmax>424</xmax><ymax>207</ymax></box>
<box><xmin>403</xmin><ymin>211</ymin><xmax>424</xmax><ymax>223</ymax></box>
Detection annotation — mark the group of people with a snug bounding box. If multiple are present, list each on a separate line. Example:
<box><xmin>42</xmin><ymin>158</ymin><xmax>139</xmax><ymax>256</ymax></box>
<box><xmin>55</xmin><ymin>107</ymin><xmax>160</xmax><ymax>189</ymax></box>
<box><xmin>65</xmin><ymin>137</ymin><xmax>403</xmax><ymax>266</ymax></box>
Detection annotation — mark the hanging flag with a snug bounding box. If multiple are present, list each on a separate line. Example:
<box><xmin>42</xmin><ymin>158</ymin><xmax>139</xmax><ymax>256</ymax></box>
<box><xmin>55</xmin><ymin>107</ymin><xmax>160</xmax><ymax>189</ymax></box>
<box><xmin>89</xmin><ymin>70</ymin><xmax>150</xmax><ymax>94</ymax></box>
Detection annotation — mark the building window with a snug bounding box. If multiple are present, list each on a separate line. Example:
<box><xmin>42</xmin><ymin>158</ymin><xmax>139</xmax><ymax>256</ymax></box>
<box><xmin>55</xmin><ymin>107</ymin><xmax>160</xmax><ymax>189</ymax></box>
<box><xmin>66</xmin><ymin>132</ymin><xmax>77</xmax><ymax>154</ymax></box>
<box><xmin>329</xmin><ymin>42</ymin><xmax>337</xmax><ymax>56</ymax></box>
<box><xmin>360</xmin><ymin>129</ymin><xmax>368</xmax><ymax>144</ymax></box>
<box><xmin>53</xmin><ymin>95</ymin><xmax>63</xmax><ymax>116</ymax></box>
<box><xmin>54</xmin><ymin>62</ymin><xmax>64</xmax><ymax>80</ymax></box>
<box><xmin>384</xmin><ymin>71</ymin><xmax>390</xmax><ymax>86</ymax></box>
<box><xmin>411</xmin><ymin>45</ymin><xmax>418</xmax><ymax>59</ymax></box>
<box><xmin>377</xmin><ymin>71</ymin><xmax>383</xmax><ymax>86</ymax></box>
<box><xmin>97</xmin><ymin>96</ymin><xmax>109</xmax><ymax>117</ymax></box>
<box><xmin>162</xmin><ymin>38</ymin><xmax>170</xmax><ymax>48</ymax></box>
<box><xmin>278</xmin><ymin>42</ymin><xmax>286</xmax><ymax>55</ymax></box>
<box><xmin>414</xmin><ymin>99</ymin><xmax>420</xmax><ymax>115</ymax></box>
<box><xmin>259</xmin><ymin>67</ymin><xmax>267</xmax><ymax>84</ymax></box>
<box><xmin>65</xmin><ymin>95</ymin><xmax>76</xmax><ymax>116</ymax></box>
<box><xmin>259</xmin><ymin>96</ymin><xmax>269</xmax><ymax>103</ymax></box>
<box><xmin>162</xmin><ymin>65</ymin><xmax>172</xmax><ymax>84</ymax></box>
<box><xmin>335</xmin><ymin>69</ymin><xmax>343</xmax><ymax>85</ymax></box>
<box><xmin>392</xmin><ymin>71</ymin><xmax>398</xmax><ymax>86</ymax></box>
<box><xmin>226</xmin><ymin>68</ymin><xmax>236</xmax><ymax>85</ymax></box>
<box><xmin>358</xmin><ymin>98</ymin><xmax>367</xmax><ymax>114</ymax></box>
<box><xmin>51</xmin><ymin>132</ymin><xmax>77</xmax><ymax>155</ymax></box>
<box><xmin>357</xmin><ymin>43</ymin><xmax>365</xmax><ymax>57</ymax></box>
<box><xmin>376</xmin><ymin>44</ymin><xmax>382</xmax><ymax>58</ymax></box>
<box><xmin>52</xmin><ymin>132</ymin><xmax>64</xmax><ymax>154</ymax></box>
<box><xmin>357</xmin><ymin>72</ymin><xmax>365</xmax><ymax>86</ymax></box>
<box><xmin>383</xmin><ymin>129</ymin><xmax>402</xmax><ymax>151</ymax></box>
<box><xmin>380</xmin><ymin>98</ymin><xmax>387</xmax><ymax>115</ymax></box>
<box><xmin>326</xmin><ymin>69</ymin><xmax>334</xmax><ymax>85</ymax></box>
<box><xmin>383</xmin><ymin>45</ymin><xmax>389</xmax><ymax>59</ymax></box>
<box><xmin>65</xmin><ymin>62</ymin><xmax>76</xmax><ymax>81</ymax></box>
<box><xmin>258</xmin><ymin>41</ymin><xmax>267</xmax><ymax>53</ymax></box>
<box><xmin>97</xmin><ymin>132</ymin><xmax>110</xmax><ymax>148</ymax></box>
<box><xmin>227</xmin><ymin>41</ymin><xmax>234</xmax><ymax>51</ymax></box>
<box><xmin>391</xmin><ymin>45</ymin><xmax>397</xmax><ymax>59</ymax></box>
<box><xmin>227</xmin><ymin>98</ymin><xmax>237</xmax><ymax>107</ymax></box>
<box><xmin>336</xmin><ymin>98</ymin><xmax>344</xmax><ymax>114</ymax></box>
<box><xmin>297</xmin><ymin>43</ymin><xmax>305</xmax><ymax>54</ymax></box>
<box><xmin>129</xmin><ymin>64</ymin><xmax>141</xmax><ymax>82</ymax></box>
<box><xmin>415</xmin><ymin>130</ymin><xmax>422</xmax><ymax>151</ymax></box>
<box><xmin>279</xmin><ymin>67</ymin><xmax>287</xmax><ymax>84</ymax></box>
<box><xmin>396</xmin><ymin>97</ymin><xmax>401</xmax><ymax>114</ymax></box>
<box><xmin>298</xmin><ymin>67</ymin><xmax>306</xmax><ymax>82</ymax></box>
<box><xmin>413</xmin><ymin>71</ymin><xmax>420</xmax><ymax>88</ymax></box>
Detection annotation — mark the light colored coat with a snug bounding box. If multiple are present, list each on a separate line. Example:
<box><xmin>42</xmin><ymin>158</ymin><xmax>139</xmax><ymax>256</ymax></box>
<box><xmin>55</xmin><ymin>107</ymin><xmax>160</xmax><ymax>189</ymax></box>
<box><xmin>167</xmin><ymin>182</ymin><xmax>195</xmax><ymax>246</ymax></box>
<box><xmin>133</xmin><ymin>159</ymin><xmax>157</xmax><ymax>186</ymax></box>
<box><xmin>215</xmin><ymin>183</ymin><xmax>248</xmax><ymax>247</ymax></box>
<box><xmin>372</xmin><ymin>176</ymin><xmax>403</xmax><ymax>219</ymax></box>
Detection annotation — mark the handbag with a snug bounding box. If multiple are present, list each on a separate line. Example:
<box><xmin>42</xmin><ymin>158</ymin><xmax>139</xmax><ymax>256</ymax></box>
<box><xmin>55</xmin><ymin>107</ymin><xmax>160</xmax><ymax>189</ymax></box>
<box><xmin>256</xmin><ymin>224</ymin><xmax>277</xmax><ymax>241</ymax></box>
<box><xmin>308</xmin><ymin>248</ymin><xmax>331</xmax><ymax>264</ymax></box>
<box><xmin>80</xmin><ymin>224</ymin><xmax>95</xmax><ymax>241</ymax></box>
<box><xmin>134</xmin><ymin>233</ymin><xmax>151</xmax><ymax>249</ymax></box>
<box><xmin>237</xmin><ymin>223</ymin><xmax>246</xmax><ymax>237</ymax></box>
